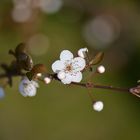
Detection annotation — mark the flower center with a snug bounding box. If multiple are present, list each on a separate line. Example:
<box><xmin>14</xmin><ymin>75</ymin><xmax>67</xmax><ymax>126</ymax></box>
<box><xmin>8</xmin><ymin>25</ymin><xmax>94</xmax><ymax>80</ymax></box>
<box><xmin>65</xmin><ymin>64</ymin><xmax>72</xmax><ymax>72</ymax></box>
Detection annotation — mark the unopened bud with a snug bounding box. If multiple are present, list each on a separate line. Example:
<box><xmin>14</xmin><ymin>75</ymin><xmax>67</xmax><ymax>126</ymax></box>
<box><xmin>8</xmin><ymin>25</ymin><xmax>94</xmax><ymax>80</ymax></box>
<box><xmin>36</xmin><ymin>73</ymin><xmax>42</xmax><ymax>77</ymax></box>
<box><xmin>93</xmin><ymin>101</ymin><xmax>104</xmax><ymax>112</ymax></box>
<box><xmin>44</xmin><ymin>77</ymin><xmax>52</xmax><ymax>84</ymax></box>
<box><xmin>130</xmin><ymin>86</ymin><xmax>140</xmax><ymax>98</ymax></box>
<box><xmin>97</xmin><ymin>65</ymin><xmax>105</xmax><ymax>74</ymax></box>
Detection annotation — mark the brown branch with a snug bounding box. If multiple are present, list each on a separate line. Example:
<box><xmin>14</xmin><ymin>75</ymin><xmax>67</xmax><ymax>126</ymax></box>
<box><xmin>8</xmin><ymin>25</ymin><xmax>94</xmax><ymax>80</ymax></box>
<box><xmin>0</xmin><ymin>66</ymin><xmax>136</xmax><ymax>97</ymax></box>
<box><xmin>70</xmin><ymin>82</ymin><xmax>130</xmax><ymax>93</ymax></box>
<box><xmin>53</xmin><ymin>74</ymin><xmax>131</xmax><ymax>93</ymax></box>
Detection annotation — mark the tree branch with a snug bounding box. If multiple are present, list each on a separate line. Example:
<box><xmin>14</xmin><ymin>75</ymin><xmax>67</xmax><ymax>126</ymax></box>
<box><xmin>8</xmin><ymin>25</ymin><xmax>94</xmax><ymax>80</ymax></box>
<box><xmin>70</xmin><ymin>82</ymin><xmax>130</xmax><ymax>93</ymax></box>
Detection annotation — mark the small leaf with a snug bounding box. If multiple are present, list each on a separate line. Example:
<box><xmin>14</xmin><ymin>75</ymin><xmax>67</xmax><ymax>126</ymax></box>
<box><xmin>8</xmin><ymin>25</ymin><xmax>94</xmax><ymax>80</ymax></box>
<box><xmin>8</xmin><ymin>76</ymin><xmax>12</xmax><ymax>87</ymax></box>
<box><xmin>89</xmin><ymin>52</ymin><xmax>104</xmax><ymax>66</ymax></box>
<box><xmin>26</xmin><ymin>64</ymin><xmax>47</xmax><ymax>81</ymax></box>
<box><xmin>15</xmin><ymin>43</ymin><xmax>26</xmax><ymax>55</ymax></box>
<box><xmin>24</xmin><ymin>54</ymin><xmax>33</xmax><ymax>71</ymax></box>
<box><xmin>31</xmin><ymin>64</ymin><xmax>47</xmax><ymax>74</ymax></box>
<box><xmin>26</xmin><ymin>72</ymin><xmax>34</xmax><ymax>81</ymax></box>
<box><xmin>17</xmin><ymin>53</ymin><xmax>33</xmax><ymax>71</ymax></box>
<box><xmin>9</xmin><ymin>49</ymin><xmax>15</xmax><ymax>56</ymax></box>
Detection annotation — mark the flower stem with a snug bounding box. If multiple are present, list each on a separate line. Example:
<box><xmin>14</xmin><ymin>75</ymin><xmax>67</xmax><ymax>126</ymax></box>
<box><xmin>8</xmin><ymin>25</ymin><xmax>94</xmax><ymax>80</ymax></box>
<box><xmin>71</xmin><ymin>82</ymin><xmax>130</xmax><ymax>93</ymax></box>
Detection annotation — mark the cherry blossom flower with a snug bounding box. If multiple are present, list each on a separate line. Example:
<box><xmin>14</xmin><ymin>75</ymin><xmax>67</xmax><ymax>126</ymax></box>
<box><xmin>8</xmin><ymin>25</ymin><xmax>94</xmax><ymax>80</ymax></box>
<box><xmin>52</xmin><ymin>50</ymin><xmax>86</xmax><ymax>84</ymax></box>
<box><xmin>19</xmin><ymin>77</ymin><xmax>39</xmax><ymax>97</ymax></box>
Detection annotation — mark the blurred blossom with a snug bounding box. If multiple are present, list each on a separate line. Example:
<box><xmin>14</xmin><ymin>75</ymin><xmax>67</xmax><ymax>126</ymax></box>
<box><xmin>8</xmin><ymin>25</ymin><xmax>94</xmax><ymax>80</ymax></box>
<box><xmin>13</xmin><ymin>0</ymin><xmax>31</xmax><ymax>8</ymax></box>
<box><xmin>32</xmin><ymin>0</ymin><xmax>41</xmax><ymax>8</ymax></box>
<box><xmin>57</xmin><ymin>7</ymin><xmax>83</xmax><ymax>23</ymax></box>
<box><xmin>83</xmin><ymin>15</ymin><xmax>121</xmax><ymax>50</ymax></box>
<box><xmin>0</xmin><ymin>87</ymin><xmax>5</xmax><ymax>99</ymax></box>
<box><xmin>39</xmin><ymin>0</ymin><xmax>63</xmax><ymax>14</ymax></box>
<box><xmin>11</xmin><ymin>6</ymin><xmax>32</xmax><ymax>23</ymax></box>
<box><xmin>19</xmin><ymin>77</ymin><xmax>39</xmax><ymax>97</ymax></box>
<box><xmin>27</xmin><ymin>34</ymin><xmax>50</xmax><ymax>56</ymax></box>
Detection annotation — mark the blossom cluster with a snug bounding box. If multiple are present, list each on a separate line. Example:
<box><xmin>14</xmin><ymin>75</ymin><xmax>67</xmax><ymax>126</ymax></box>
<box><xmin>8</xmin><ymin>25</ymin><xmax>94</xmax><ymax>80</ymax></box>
<box><xmin>17</xmin><ymin>48</ymin><xmax>105</xmax><ymax>111</ymax></box>
<box><xmin>19</xmin><ymin>48</ymin><xmax>89</xmax><ymax>97</ymax></box>
<box><xmin>0</xmin><ymin>44</ymin><xmax>107</xmax><ymax>112</ymax></box>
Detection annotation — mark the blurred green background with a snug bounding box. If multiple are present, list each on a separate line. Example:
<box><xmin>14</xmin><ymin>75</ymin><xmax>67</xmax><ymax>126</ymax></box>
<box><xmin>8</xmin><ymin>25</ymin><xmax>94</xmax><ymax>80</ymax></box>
<box><xmin>0</xmin><ymin>0</ymin><xmax>140</xmax><ymax>140</ymax></box>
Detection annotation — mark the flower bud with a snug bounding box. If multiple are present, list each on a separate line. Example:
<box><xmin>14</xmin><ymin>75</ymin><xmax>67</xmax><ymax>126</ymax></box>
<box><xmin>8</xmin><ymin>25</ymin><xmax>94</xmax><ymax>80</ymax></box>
<box><xmin>130</xmin><ymin>86</ymin><xmax>140</xmax><ymax>97</ymax></box>
<box><xmin>44</xmin><ymin>77</ymin><xmax>52</xmax><ymax>84</ymax></box>
<box><xmin>93</xmin><ymin>101</ymin><xmax>104</xmax><ymax>112</ymax></box>
<box><xmin>97</xmin><ymin>65</ymin><xmax>105</xmax><ymax>74</ymax></box>
<box><xmin>36</xmin><ymin>73</ymin><xmax>42</xmax><ymax>77</ymax></box>
<box><xmin>78</xmin><ymin>48</ymin><xmax>88</xmax><ymax>58</ymax></box>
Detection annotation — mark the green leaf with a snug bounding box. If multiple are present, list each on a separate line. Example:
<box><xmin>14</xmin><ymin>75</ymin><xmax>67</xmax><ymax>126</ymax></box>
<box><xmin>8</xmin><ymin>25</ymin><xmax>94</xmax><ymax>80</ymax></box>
<box><xmin>89</xmin><ymin>52</ymin><xmax>104</xmax><ymax>66</ymax></box>
<box><xmin>26</xmin><ymin>72</ymin><xmax>34</xmax><ymax>81</ymax></box>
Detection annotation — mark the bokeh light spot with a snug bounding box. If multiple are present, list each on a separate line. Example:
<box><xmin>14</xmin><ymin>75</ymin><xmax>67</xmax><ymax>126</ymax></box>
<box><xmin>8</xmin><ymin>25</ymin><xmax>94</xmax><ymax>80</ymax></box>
<box><xmin>27</xmin><ymin>34</ymin><xmax>50</xmax><ymax>56</ymax></box>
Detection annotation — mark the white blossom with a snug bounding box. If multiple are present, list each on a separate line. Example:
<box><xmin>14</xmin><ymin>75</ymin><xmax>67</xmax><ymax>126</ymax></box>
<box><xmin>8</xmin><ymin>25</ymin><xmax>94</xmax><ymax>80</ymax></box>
<box><xmin>93</xmin><ymin>101</ymin><xmax>104</xmax><ymax>112</ymax></box>
<box><xmin>52</xmin><ymin>50</ymin><xmax>86</xmax><ymax>84</ymax></box>
<box><xmin>19</xmin><ymin>77</ymin><xmax>39</xmax><ymax>97</ymax></box>
<box><xmin>78</xmin><ymin>48</ymin><xmax>88</xmax><ymax>58</ymax></box>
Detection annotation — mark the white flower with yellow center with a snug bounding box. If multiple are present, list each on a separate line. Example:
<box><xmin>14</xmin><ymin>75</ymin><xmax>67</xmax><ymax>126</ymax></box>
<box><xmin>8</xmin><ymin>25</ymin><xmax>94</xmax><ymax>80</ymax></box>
<box><xmin>19</xmin><ymin>77</ymin><xmax>39</xmax><ymax>97</ymax></box>
<box><xmin>52</xmin><ymin>50</ymin><xmax>86</xmax><ymax>84</ymax></box>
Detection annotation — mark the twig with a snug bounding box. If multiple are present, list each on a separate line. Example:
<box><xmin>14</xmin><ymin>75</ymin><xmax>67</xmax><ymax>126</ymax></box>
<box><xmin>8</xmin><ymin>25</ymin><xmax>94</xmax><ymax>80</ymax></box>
<box><xmin>71</xmin><ymin>82</ymin><xmax>130</xmax><ymax>93</ymax></box>
<box><xmin>52</xmin><ymin>74</ymin><xmax>130</xmax><ymax>93</ymax></box>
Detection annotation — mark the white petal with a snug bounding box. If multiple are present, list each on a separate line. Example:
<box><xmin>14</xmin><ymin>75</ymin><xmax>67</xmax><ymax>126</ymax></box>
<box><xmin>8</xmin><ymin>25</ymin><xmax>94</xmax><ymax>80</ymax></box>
<box><xmin>19</xmin><ymin>77</ymin><xmax>38</xmax><ymax>97</ymax></box>
<box><xmin>52</xmin><ymin>60</ymin><xmax>65</xmax><ymax>73</ymax></box>
<box><xmin>71</xmin><ymin>72</ymin><xmax>82</xmax><ymax>83</ymax></box>
<box><xmin>19</xmin><ymin>82</ymin><xmax>28</xmax><ymax>97</ymax></box>
<box><xmin>31</xmin><ymin>80</ymin><xmax>39</xmax><ymax>88</ymax></box>
<box><xmin>61</xmin><ymin>73</ymin><xmax>72</xmax><ymax>84</ymax></box>
<box><xmin>57</xmin><ymin>71</ymin><xmax>66</xmax><ymax>80</ymax></box>
<box><xmin>78</xmin><ymin>48</ymin><xmax>88</xmax><ymax>58</ymax></box>
<box><xmin>27</xmin><ymin>86</ymin><xmax>37</xmax><ymax>97</ymax></box>
<box><xmin>72</xmin><ymin>57</ymin><xmax>86</xmax><ymax>71</ymax></box>
<box><xmin>60</xmin><ymin>50</ymin><xmax>73</xmax><ymax>61</ymax></box>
